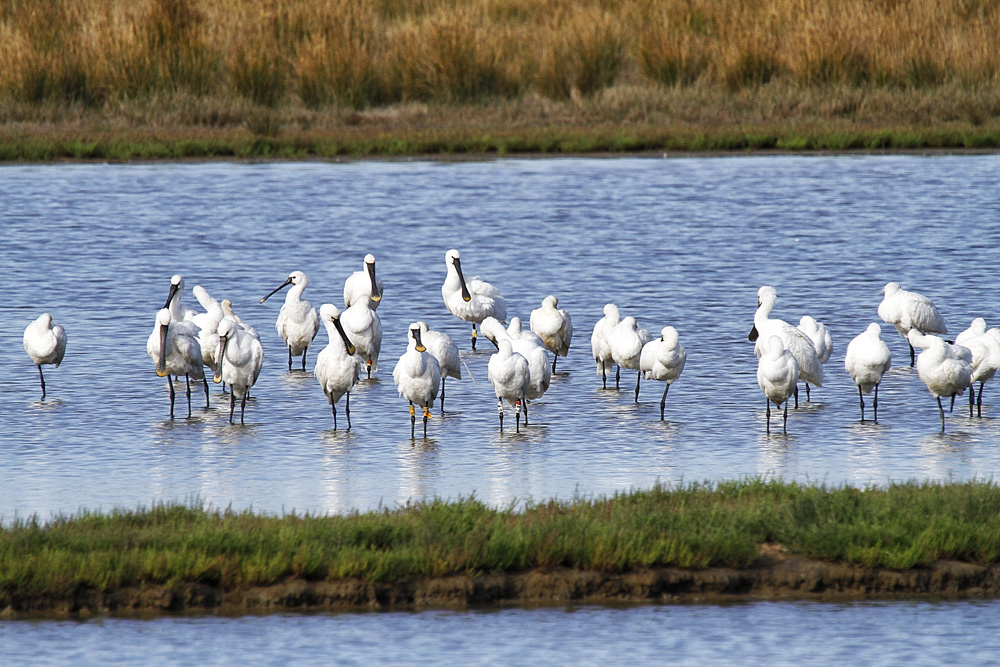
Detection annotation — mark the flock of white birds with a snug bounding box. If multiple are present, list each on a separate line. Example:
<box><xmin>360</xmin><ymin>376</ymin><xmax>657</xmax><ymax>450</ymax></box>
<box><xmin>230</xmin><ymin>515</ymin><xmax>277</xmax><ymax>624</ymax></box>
<box><xmin>21</xmin><ymin>249</ymin><xmax>996</xmax><ymax>435</ymax></box>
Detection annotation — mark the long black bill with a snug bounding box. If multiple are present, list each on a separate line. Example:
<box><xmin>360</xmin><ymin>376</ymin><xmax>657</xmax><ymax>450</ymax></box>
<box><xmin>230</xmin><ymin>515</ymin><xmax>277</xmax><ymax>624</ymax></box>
<box><xmin>368</xmin><ymin>262</ymin><xmax>382</xmax><ymax>303</ymax></box>
<box><xmin>335</xmin><ymin>317</ymin><xmax>357</xmax><ymax>355</ymax></box>
<box><xmin>748</xmin><ymin>324</ymin><xmax>759</xmax><ymax>342</ymax></box>
<box><xmin>163</xmin><ymin>282</ymin><xmax>180</xmax><ymax>310</ymax></box>
<box><xmin>156</xmin><ymin>323</ymin><xmax>169</xmax><ymax>377</ymax></box>
<box><xmin>260</xmin><ymin>278</ymin><xmax>292</xmax><ymax>304</ymax></box>
<box><xmin>454</xmin><ymin>258</ymin><xmax>471</xmax><ymax>302</ymax></box>
<box><xmin>213</xmin><ymin>335</ymin><xmax>228</xmax><ymax>384</ymax></box>
<box><xmin>413</xmin><ymin>327</ymin><xmax>426</xmax><ymax>352</ymax></box>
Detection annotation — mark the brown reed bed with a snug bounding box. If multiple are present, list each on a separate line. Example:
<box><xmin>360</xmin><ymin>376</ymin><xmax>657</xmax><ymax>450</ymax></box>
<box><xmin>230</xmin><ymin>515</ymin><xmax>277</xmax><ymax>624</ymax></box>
<box><xmin>1</xmin><ymin>0</ymin><xmax>999</xmax><ymax>158</ymax></box>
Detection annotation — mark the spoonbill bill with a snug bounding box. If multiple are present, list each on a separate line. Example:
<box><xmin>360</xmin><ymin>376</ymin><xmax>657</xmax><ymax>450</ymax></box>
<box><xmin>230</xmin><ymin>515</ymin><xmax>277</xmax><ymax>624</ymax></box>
<box><xmin>314</xmin><ymin>304</ymin><xmax>360</xmax><ymax>430</ymax></box>
<box><xmin>488</xmin><ymin>339</ymin><xmax>530</xmax><ymax>432</ymax></box>
<box><xmin>260</xmin><ymin>271</ymin><xmax>320</xmax><ymax>371</ymax></box>
<box><xmin>393</xmin><ymin>324</ymin><xmax>441</xmax><ymax>438</ymax></box>
<box><xmin>214</xmin><ymin>316</ymin><xmax>264</xmax><ymax>424</ymax></box>
<box><xmin>147</xmin><ymin>308</ymin><xmax>206</xmax><ymax>418</ymax></box>
<box><xmin>23</xmin><ymin>313</ymin><xmax>66</xmax><ymax>399</ymax></box>
<box><xmin>757</xmin><ymin>335</ymin><xmax>800</xmax><ymax>434</ymax></box>
<box><xmin>844</xmin><ymin>323</ymin><xmax>892</xmax><ymax>422</ymax></box>
<box><xmin>591</xmin><ymin>304</ymin><xmax>620</xmax><ymax>388</ymax></box>
<box><xmin>638</xmin><ymin>326</ymin><xmax>687</xmax><ymax>420</ymax></box>
<box><xmin>748</xmin><ymin>286</ymin><xmax>822</xmax><ymax>406</ymax></box>
<box><xmin>441</xmin><ymin>249</ymin><xmax>506</xmax><ymax>351</ymax></box>
<box><xmin>530</xmin><ymin>295</ymin><xmax>573</xmax><ymax>373</ymax></box>
<box><xmin>417</xmin><ymin>321</ymin><xmax>461</xmax><ymax>412</ymax></box>
<box><xmin>878</xmin><ymin>282</ymin><xmax>947</xmax><ymax>366</ymax></box>
<box><xmin>344</xmin><ymin>253</ymin><xmax>384</xmax><ymax>310</ymax></box>
<box><xmin>908</xmin><ymin>330</ymin><xmax>972</xmax><ymax>432</ymax></box>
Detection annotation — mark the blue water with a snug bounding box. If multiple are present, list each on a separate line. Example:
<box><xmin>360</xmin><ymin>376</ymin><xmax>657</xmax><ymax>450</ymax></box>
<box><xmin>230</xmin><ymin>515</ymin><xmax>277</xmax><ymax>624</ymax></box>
<box><xmin>2</xmin><ymin>155</ymin><xmax>999</xmax><ymax>660</ymax></box>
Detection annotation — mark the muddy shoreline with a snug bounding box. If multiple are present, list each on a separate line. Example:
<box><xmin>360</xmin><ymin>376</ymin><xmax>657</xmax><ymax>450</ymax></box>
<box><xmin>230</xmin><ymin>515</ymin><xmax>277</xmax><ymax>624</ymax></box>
<box><xmin>4</xmin><ymin>546</ymin><xmax>999</xmax><ymax>619</ymax></box>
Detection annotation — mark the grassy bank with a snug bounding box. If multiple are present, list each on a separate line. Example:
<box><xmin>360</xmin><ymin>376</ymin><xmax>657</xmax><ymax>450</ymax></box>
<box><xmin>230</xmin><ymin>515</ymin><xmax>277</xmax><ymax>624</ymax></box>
<box><xmin>1</xmin><ymin>0</ymin><xmax>999</xmax><ymax>159</ymax></box>
<box><xmin>4</xmin><ymin>479</ymin><xmax>1000</xmax><ymax>600</ymax></box>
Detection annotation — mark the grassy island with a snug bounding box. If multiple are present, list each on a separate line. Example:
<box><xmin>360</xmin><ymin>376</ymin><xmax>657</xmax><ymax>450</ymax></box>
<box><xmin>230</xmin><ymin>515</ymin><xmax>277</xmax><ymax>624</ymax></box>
<box><xmin>4</xmin><ymin>479</ymin><xmax>1000</xmax><ymax>617</ymax></box>
<box><xmin>1</xmin><ymin>0</ymin><xmax>999</xmax><ymax>160</ymax></box>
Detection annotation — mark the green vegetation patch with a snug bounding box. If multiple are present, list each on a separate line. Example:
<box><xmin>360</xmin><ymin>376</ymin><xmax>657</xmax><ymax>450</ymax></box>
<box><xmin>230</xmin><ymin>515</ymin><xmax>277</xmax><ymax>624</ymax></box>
<box><xmin>4</xmin><ymin>479</ymin><xmax>1000</xmax><ymax>597</ymax></box>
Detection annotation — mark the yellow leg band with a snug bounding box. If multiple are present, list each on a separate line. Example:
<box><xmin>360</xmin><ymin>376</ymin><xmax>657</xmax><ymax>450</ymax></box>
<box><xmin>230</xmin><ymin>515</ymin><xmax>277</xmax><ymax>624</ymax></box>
<box><xmin>409</xmin><ymin>404</ymin><xmax>415</xmax><ymax>417</ymax></box>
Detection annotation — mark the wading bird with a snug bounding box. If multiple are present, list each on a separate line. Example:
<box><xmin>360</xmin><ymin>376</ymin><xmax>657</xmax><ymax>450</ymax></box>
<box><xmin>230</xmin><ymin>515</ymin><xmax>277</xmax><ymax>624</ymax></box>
<box><xmin>488</xmin><ymin>339</ymin><xmax>530</xmax><ymax>432</ymax></box>
<box><xmin>23</xmin><ymin>313</ymin><xmax>66</xmax><ymax>399</ymax></box>
<box><xmin>757</xmin><ymin>335</ymin><xmax>800</xmax><ymax>434</ymax></box>
<box><xmin>260</xmin><ymin>270</ymin><xmax>320</xmax><ymax>371</ymax></box>
<box><xmin>954</xmin><ymin>318</ymin><xmax>1000</xmax><ymax>418</ymax></box>
<box><xmin>591</xmin><ymin>304</ymin><xmax>620</xmax><ymax>388</ymax></box>
<box><xmin>609</xmin><ymin>316</ymin><xmax>652</xmax><ymax>401</ymax></box>
<box><xmin>481</xmin><ymin>317</ymin><xmax>550</xmax><ymax>412</ymax></box>
<box><xmin>340</xmin><ymin>295</ymin><xmax>382</xmax><ymax>379</ymax></box>
<box><xmin>314</xmin><ymin>304</ymin><xmax>360</xmax><ymax>430</ymax></box>
<box><xmin>530</xmin><ymin>295</ymin><xmax>573</xmax><ymax>373</ymax></box>
<box><xmin>844</xmin><ymin>323</ymin><xmax>892</xmax><ymax>422</ymax></box>
<box><xmin>878</xmin><ymin>282</ymin><xmax>947</xmax><ymax>367</ymax></box>
<box><xmin>417</xmin><ymin>321</ymin><xmax>461</xmax><ymax>412</ymax></box>
<box><xmin>441</xmin><ymin>249</ymin><xmax>507</xmax><ymax>351</ymax></box>
<box><xmin>344</xmin><ymin>253</ymin><xmax>384</xmax><ymax>310</ymax></box>
<box><xmin>147</xmin><ymin>308</ymin><xmax>205</xmax><ymax>419</ymax></box>
<box><xmin>393</xmin><ymin>324</ymin><xmax>441</xmax><ymax>438</ymax></box>
<box><xmin>748</xmin><ymin>286</ymin><xmax>823</xmax><ymax>406</ymax></box>
<box><xmin>214</xmin><ymin>316</ymin><xmax>264</xmax><ymax>425</ymax></box>
<box><xmin>638</xmin><ymin>326</ymin><xmax>687</xmax><ymax>420</ymax></box>
<box><xmin>908</xmin><ymin>330</ymin><xmax>972</xmax><ymax>432</ymax></box>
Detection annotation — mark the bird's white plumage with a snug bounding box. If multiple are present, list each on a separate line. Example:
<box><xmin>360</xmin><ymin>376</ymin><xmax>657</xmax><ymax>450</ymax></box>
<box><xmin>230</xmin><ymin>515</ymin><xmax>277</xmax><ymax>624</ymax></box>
<box><xmin>441</xmin><ymin>249</ymin><xmax>507</xmax><ymax>325</ymax></box>
<box><xmin>797</xmin><ymin>315</ymin><xmax>833</xmax><ymax>365</ymax></box>
<box><xmin>340</xmin><ymin>296</ymin><xmax>382</xmax><ymax>375</ymax></box>
<box><xmin>221</xmin><ymin>299</ymin><xmax>260</xmax><ymax>342</ymax></box>
<box><xmin>757</xmin><ymin>335</ymin><xmax>800</xmax><ymax>408</ymax></box>
<box><xmin>844</xmin><ymin>323</ymin><xmax>891</xmax><ymax>394</ymax></box>
<box><xmin>147</xmin><ymin>308</ymin><xmax>204</xmax><ymax>380</ymax></box>
<box><xmin>530</xmin><ymin>295</ymin><xmax>573</xmax><ymax>360</ymax></box>
<box><xmin>481</xmin><ymin>317</ymin><xmax>550</xmax><ymax>400</ymax></box>
<box><xmin>507</xmin><ymin>317</ymin><xmax>545</xmax><ymax>348</ymax></box>
<box><xmin>215</xmin><ymin>316</ymin><xmax>264</xmax><ymax>399</ymax></box>
<box><xmin>909</xmin><ymin>330</ymin><xmax>972</xmax><ymax>400</ymax></box>
<box><xmin>24</xmin><ymin>313</ymin><xmax>67</xmax><ymax>369</ymax></box>
<box><xmin>315</xmin><ymin>304</ymin><xmax>361</xmax><ymax>413</ymax></box>
<box><xmin>344</xmin><ymin>253</ymin><xmax>384</xmax><ymax>310</ymax></box>
<box><xmin>417</xmin><ymin>322</ymin><xmax>461</xmax><ymax>380</ymax></box>
<box><xmin>878</xmin><ymin>282</ymin><xmax>947</xmax><ymax>339</ymax></box>
<box><xmin>752</xmin><ymin>286</ymin><xmax>823</xmax><ymax>387</ymax></box>
<box><xmin>262</xmin><ymin>270</ymin><xmax>320</xmax><ymax>359</ymax></box>
<box><xmin>591</xmin><ymin>303</ymin><xmax>620</xmax><ymax>378</ymax></box>
<box><xmin>609</xmin><ymin>316</ymin><xmax>652</xmax><ymax>372</ymax></box>
<box><xmin>639</xmin><ymin>326</ymin><xmax>686</xmax><ymax>384</ymax></box>
<box><xmin>488</xmin><ymin>338</ymin><xmax>530</xmax><ymax>411</ymax></box>
<box><xmin>954</xmin><ymin>319</ymin><xmax>1000</xmax><ymax>386</ymax></box>
<box><xmin>189</xmin><ymin>285</ymin><xmax>224</xmax><ymax>374</ymax></box>
<box><xmin>393</xmin><ymin>325</ymin><xmax>441</xmax><ymax>410</ymax></box>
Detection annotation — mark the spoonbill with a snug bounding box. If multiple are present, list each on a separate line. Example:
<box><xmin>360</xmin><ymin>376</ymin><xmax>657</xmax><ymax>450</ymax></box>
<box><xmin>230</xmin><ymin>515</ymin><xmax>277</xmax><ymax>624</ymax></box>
<box><xmin>797</xmin><ymin>315</ymin><xmax>833</xmax><ymax>400</ymax></box>
<box><xmin>190</xmin><ymin>285</ymin><xmax>224</xmax><ymax>380</ymax></box>
<box><xmin>221</xmin><ymin>299</ymin><xmax>260</xmax><ymax>342</ymax></box>
<box><xmin>908</xmin><ymin>330</ymin><xmax>972</xmax><ymax>432</ymax></box>
<box><xmin>757</xmin><ymin>335</ymin><xmax>800</xmax><ymax>434</ymax></box>
<box><xmin>488</xmin><ymin>339</ymin><xmax>531</xmax><ymax>432</ymax></box>
<box><xmin>340</xmin><ymin>295</ymin><xmax>382</xmax><ymax>379</ymax></box>
<box><xmin>954</xmin><ymin>319</ymin><xmax>1000</xmax><ymax>417</ymax></box>
<box><xmin>878</xmin><ymin>282</ymin><xmax>948</xmax><ymax>366</ymax></box>
<box><xmin>441</xmin><ymin>249</ymin><xmax>507</xmax><ymax>351</ymax></box>
<box><xmin>530</xmin><ymin>295</ymin><xmax>573</xmax><ymax>373</ymax></box>
<box><xmin>260</xmin><ymin>271</ymin><xmax>320</xmax><ymax>371</ymax></box>
<box><xmin>164</xmin><ymin>274</ymin><xmax>198</xmax><ymax>322</ymax></box>
<box><xmin>214</xmin><ymin>316</ymin><xmax>264</xmax><ymax>425</ymax></box>
<box><xmin>481</xmin><ymin>317</ymin><xmax>550</xmax><ymax>411</ymax></box>
<box><xmin>591</xmin><ymin>304</ymin><xmax>620</xmax><ymax>388</ymax></box>
<box><xmin>344</xmin><ymin>253</ymin><xmax>384</xmax><ymax>310</ymax></box>
<box><xmin>147</xmin><ymin>308</ymin><xmax>206</xmax><ymax>419</ymax></box>
<box><xmin>417</xmin><ymin>321</ymin><xmax>461</xmax><ymax>412</ymax></box>
<box><xmin>638</xmin><ymin>326</ymin><xmax>687</xmax><ymax>420</ymax></box>
<box><xmin>314</xmin><ymin>304</ymin><xmax>360</xmax><ymax>430</ymax></box>
<box><xmin>748</xmin><ymin>286</ymin><xmax>823</xmax><ymax>406</ymax></box>
<box><xmin>844</xmin><ymin>323</ymin><xmax>892</xmax><ymax>422</ymax></box>
<box><xmin>23</xmin><ymin>313</ymin><xmax>66</xmax><ymax>399</ymax></box>
<box><xmin>392</xmin><ymin>324</ymin><xmax>441</xmax><ymax>438</ymax></box>
<box><xmin>609</xmin><ymin>316</ymin><xmax>652</xmax><ymax>401</ymax></box>
<box><xmin>507</xmin><ymin>317</ymin><xmax>545</xmax><ymax>348</ymax></box>
<box><xmin>163</xmin><ymin>275</ymin><xmax>210</xmax><ymax>401</ymax></box>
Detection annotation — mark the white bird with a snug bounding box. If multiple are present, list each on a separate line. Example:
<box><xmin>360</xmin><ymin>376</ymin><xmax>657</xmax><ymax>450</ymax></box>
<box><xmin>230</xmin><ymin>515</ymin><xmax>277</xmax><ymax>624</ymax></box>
<box><xmin>609</xmin><ymin>315</ymin><xmax>652</xmax><ymax>401</ymax></box>
<box><xmin>488</xmin><ymin>339</ymin><xmax>531</xmax><ymax>432</ymax></box>
<box><xmin>23</xmin><ymin>313</ymin><xmax>67</xmax><ymax>399</ymax></box>
<box><xmin>259</xmin><ymin>270</ymin><xmax>320</xmax><ymax>372</ymax></box>
<box><xmin>530</xmin><ymin>295</ymin><xmax>573</xmax><ymax>373</ymax></box>
<box><xmin>954</xmin><ymin>318</ymin><xmax>1000</xmax><ymax>417</ymax></box>
<box><xmin>340</xmin><ymin>296</ymin><xmax>382</xmax><ymax>379</ymax></box>
<box><xmin>392</xmin><ymin>324</ymin><xmax>442</xmax><ymax>438</ymax></box>
<box><xmin>639</xmin><ymin>326</ymin><xmax>687</xmax><ymax>420</ymax></box>
<box><xmin>844</xmin><ymin>323</ymin><xmax>892</xmax><ymax>422</ymax></box>
<box><xmin>417</xmin><ymin>321</ymin><xmax>461</xmax><ymax>412</ymax></box>
<box><xmin>757</xmin><ymin>335</ymin><xmax>800</xmax><ymax>434</ymax></box>
<box><xmin>162</xmin><ymin>275</ymin><xmax>210</xmax><ymax>402</ymax></box>
<box><xmin>507</xmin><ymin>317</ymin><xmax>545</xmax><ymax>348</ymax></box>
<box><xmin>189</xmin><ymin>285</ymin><xmax>224</xmax><ymax>378</ymax></box>
<box><xmin>214</xmin><ymin>316</ymin><xmax>264</xmax><ymax>424</ymax></box>
<box><xmin>591</xmin><ymin>303</ymin><xmax>620</xmax><ymax>388</ymax></box>
<box><xmin>908</xmin><ymin>330</ymin><xmax>973</xmax><ymax>432</ymax></box>
<box><xmin>878</xmin><ymin>282</ymin><xmax>948</xmax><ymax>367</ymax></box>
<box><xmin>441</xmin><ymin>249</ymin><xmax>507</xmax><ymax>351</ymax></box>
<box><xmin>748</xmin><ymin>286</ymin><xmax>823</xmax><ymax>406</ymax></box>
<box><xmin>314</xmin><ymin>304</ymin><xmax>360</xmax><ymax>430</ymax></box>
<box><xmin>797</xmin><ymin>316</ymin><xmax>833</xmax><ymax>365</ymax></box>
<box><xmin>220</xmin><ymin>299</ymin><xmax>260</xmax><ymax>342</ymax></box>
<box><xmin>344</xmin><ymin>253</ymin><xmax>384</xmax><ymax>310</ymax></box>
<box><xmin>481</xmin><ymin>317</ymin><xmax>550</xmax><ymax>406</ymax></box>
<box><xmin>147</xmin><ymin>308</ymin><xmax>206</xmax><ymax>418</ymax></box>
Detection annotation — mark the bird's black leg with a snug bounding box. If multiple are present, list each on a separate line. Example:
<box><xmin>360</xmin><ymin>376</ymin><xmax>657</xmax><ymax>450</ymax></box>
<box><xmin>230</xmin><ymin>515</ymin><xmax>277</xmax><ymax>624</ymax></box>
<box><xmin>909</xmin><ymin>343</ymin><xmax>916</xmax><ymax>367</ymax></box>
<box><xmin>794</xmin><ymin>385</ymin><xmax>799</xmax><ymax>409</ymax></box>
<box><xmin>185</xmin><ymin>375</ymin><xmax>192</xmax><ymax>417</ymax></box>
<box><xmin>422</xmin><ymin>407</ymin><xmax>429</xmax><ymax>437</ymax></box>
<box><xmin>858</xmin><ymin>386</ymin><xmax>865</xmax><ymax>421</ymax></box>
<box><xmin>302</xmin><ymin>348</ymin><xmax>307</xmax><ymax>372</ymax></box>
<box><xmin>409</xmin><ymin>402</ymin><xmax>416</xmax><ymax>438</ymax></box>
<box><xmin>229</xmin><ymin>391</ymin><xmax>235</xmax><ymax>424</ymax></box>
<box><xmin>949</xmin><ymin>394</ymin><xmax>956</xmax><ymax>413</ymax></box>
<box><xmin>634</xmin><ymin>371</ymin><xmax>641</xmax><ymax>403</ymax></box>
<box><xmin>287</xmin><ymin>347</ymin><xmax>293</xmax><ymax>371</ymax></box>
<box><xmin>515</xmin><ymin>400</ymin><xmax>521</xmax><ymax>433</ymax></box>
<box><xmin>805</xmin><ymin>383</ymin><xmax>811</xmax><ymax>402</ymax></box>
<box><xmin>873</xmin><ymin>383</ymin><xmax>880</xmax><ymax>423</ymax></box>
<box><xmin>969</xmin><ymin>384</ymin><xmax>975</xmax><ymax>417</ymax></box>
<box><xmin>660</xmin><ymin>383</ymin><xmax>670</xmax><ymax>420</ymax></box>
<box><xmin>240</xmin><ymin>393</ymin><xmax>247</xmax><ymax>425</ymax></box>
<box><xmin>345</xmin><ymin>393</ymin><xmax>351</xmax><ymax>430</ymax></box>
<box><xmin>168</xmin><ymin>376</ymin><xmax>176</xmax><ymax>419</ymax></box>
<box><xmin>615</xmin><ymin>365</ymin><xmax>620</xmax><ymax>389</ymax></box>
<box><xmin>765</xmin><ymin>399</ymin><xmax>771</xmax><ymax>433</ymax></box>
<box><xmin>366</xmin><ymin>360</ymin><xmax>372</xmax><ymax>379</ymax></box>
<box><xmin>978</xmin><ymin>381</ymin><xmax>985</xmax><ymax>418</ymax></box>
<box><xmin>783</xmin><ymin>402</ymin><xmax>788</xmax><ymax>433</ymax></box>
<box><xmin>440</xmin><ymin>377</ymin><xmax>446</xmax><ymax>413</ymax></box>
<box><xmin>202</xmin><ymin>376</ymin><xmax>210</xmax><ymax>408</ymax></box>
<box><xmin>471</xmin><ymin>324</ymin><xmax>478</xmax><ymax>351</ymax></box>
<box><xmin>601</xmin><ymin>362</ymin><xmax>607</xmax><ymax>389</ymax></box>
<box><xmin>522</xmin><ymin>397</ymin><xmax>528</xmax><ymax>426</ymax></box>
<box><xmin>498</xmin><ymin>399</ymin><xmax>504</xmax><ymax>432</ymax></box>
<box><xmin>937</xmin><ymin>396</ymin><xmax>946</xmax><ymax>432</ymax></box>
<box><xmin>552</xmin><ymin>356</ymin><xmax>558</xmax><ymax>373</ymax></box>
<box><xmin>37</xmin><ymin>366</ymin><xmax>46</xmax><ymax>399</ymax></box>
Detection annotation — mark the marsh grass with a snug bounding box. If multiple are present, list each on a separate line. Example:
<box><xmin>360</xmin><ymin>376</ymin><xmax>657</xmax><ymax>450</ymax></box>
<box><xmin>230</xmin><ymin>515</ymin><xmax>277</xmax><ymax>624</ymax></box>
<box><xmin>4</xmin><ymin>480</ymin><xmax>1000</xmax><ymax>596</ymax></box>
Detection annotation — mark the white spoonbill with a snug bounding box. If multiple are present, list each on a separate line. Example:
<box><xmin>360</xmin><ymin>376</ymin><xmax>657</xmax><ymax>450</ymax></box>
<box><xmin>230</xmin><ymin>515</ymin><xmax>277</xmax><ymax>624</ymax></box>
<box><xmin>441</xmin><ymin>249</ymin><xmax>507</xmax><ymax>351</ymax></box>
<box><xmin>507</xmin><ymin>317</ymin><xmax>545</xmax><ymax>347</ymax></box>
<box><xmin>314</xmin><ymin>304</ymin><xmax>360</xmax><ymax>430</ymax></box>
<box><xmin>340</xmin><ymin>295</ymin><xmax>382</xmax><ymax>379</ymax></box>
<box><xmin>748</xmin><ymin>286</ymin><xmax>823</xmax><ymax>406</ymax></box>
<box><xmin>163</xmin><ymin>275</ymin><xmax>210</xmax><ymax>404</ymax></box>
<box><xmin>344</xmin><ymin>253</ymin><xmax>384</xmax><ymax>310</ymax></box>
<box><xmin>954</xmin><ymin>318</ymin><xmax>1000</xmax><ymax>418</ymax></box>
<box><xmin>908</xmin><ymin>330</ymin><xmax>972</xmax><ymax>432</ymax></box>
<box><xmin>797</xmin><ymin>316</ymin><xmax>833</xmax><ymax>364</ymax></box>
<box><xmin>23</xmin><ymin>313</ymin><xmax>66</xmax><ymax>400</ymax></box>
<box><xmin>878</xmin><ymin>282</ymin><xmax>948</xmax><ymax>367</ymax></box>
<box><xmin>609</xmin><ymin>316</ymin><xmax>652</xmax><ymax>401</ymax></box>
<box><xmin>214</xmin><ymin>316</ymin><xmax>264</xmax><ymax>425</ymax></box>
<box><xmin>488</xmin><ymin>339</ymin><xmax>531</xmax><ymax>432</ymax></box>
<box><xmin>189</xmin><ymin>285</ymin><xmax>224</xmax><ymax>379</ymax></box>
<box><xmin>638</xmin><ymin>326</ymin><xmax>687</xmax><ymax>420</ymax></box>
<box><xmin>481</xmin><ymin>317</ymin><xmax>550</xmax><ymax>409</ymax></box>
<box><xmin>164</xmin><ymin>274</ymin><xmax>199</xmax><ymax>323</ymax></box>
<box><xmin>591</xmin><ymin>304</ymin><xmax>620</xmax><ymax>388</ymax></box>
<box><xmin>147</xmin><ymin>308</ymin><xmax>205</xmax><ymax>419</ymax></box>
<box><xmin>221</xmin><ymin>299</ymin><xmax>260</xmax><ymax>342</ymax></box>
<box><xmin>530</xmin><ymin>295</ymin><xmax>573</xmax><ymax>373</ymax></box>
<box><xmin>844</xmin><ymin>323</ymin><xmax>892</xmax><ymax>422</ymax></box>
<box><xmin>417</xmin><ymin>321</ymin><xmax>461</xmax><ymax>412</ymax></box>
<box><xmin>757</xmin><ymin>335</ymin><xmax>800</xmax><ymax>434</ymax></box>
<box><xmin>392</xmin><ymin>324</ymin><xmax>441</xmax><ymax>438</ymax></box>
<box><xmin>259</xmin><ymin>271</ymin><xmax>320</xmax><ymax>371</ymax></box>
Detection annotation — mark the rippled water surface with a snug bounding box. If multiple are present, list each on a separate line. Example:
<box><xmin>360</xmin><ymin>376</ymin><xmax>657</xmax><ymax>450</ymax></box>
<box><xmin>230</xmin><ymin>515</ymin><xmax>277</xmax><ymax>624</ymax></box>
<box><xmin>2</xmin><ymin>156</ymin><xmax>1000</xmax><ymax>659</ymax></box>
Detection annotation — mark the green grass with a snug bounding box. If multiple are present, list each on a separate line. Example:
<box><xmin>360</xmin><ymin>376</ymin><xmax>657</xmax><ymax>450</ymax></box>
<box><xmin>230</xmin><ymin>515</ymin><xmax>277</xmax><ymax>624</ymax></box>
<box><xmin>4</xmin><ymin>479</ymin><xmax>1000</xmax><ymax>598</ymax></box>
